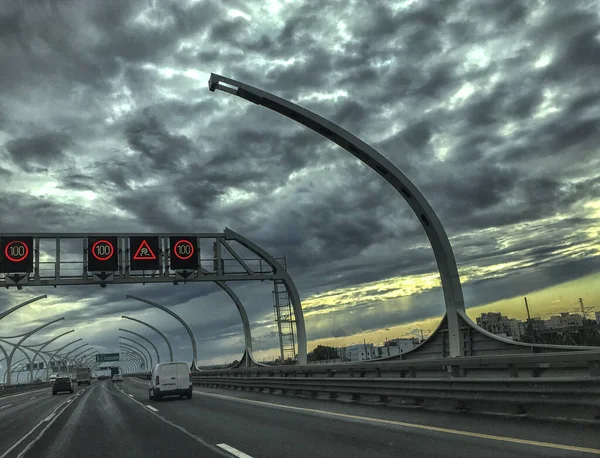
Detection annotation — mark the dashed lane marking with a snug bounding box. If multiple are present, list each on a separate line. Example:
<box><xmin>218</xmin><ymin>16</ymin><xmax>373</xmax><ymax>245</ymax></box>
<box><xmin>217</xmin><ymin>443</ymin><xmax>254</xmax><ymax>458</ymax></box>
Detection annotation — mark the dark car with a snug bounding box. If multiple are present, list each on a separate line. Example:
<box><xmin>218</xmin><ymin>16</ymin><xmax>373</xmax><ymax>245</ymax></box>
<box><xmin>52</xmin><ymin>376</ymin><xmax>73</xmax><ymax>395</ymax></box>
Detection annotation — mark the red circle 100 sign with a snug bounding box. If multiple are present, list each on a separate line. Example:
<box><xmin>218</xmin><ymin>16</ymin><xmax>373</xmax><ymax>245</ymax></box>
<box><xmin>4</xmin><ymin>240</ymin><xmax>29</xmax><ymax>262</ymax></box>
<box><xmin>92</xmin><ymin>240</ymin><xmax>114</xmax><ymax>261</ymax></box>
<box><xmin>173</xmin><ymin>240</ymin><xmax>194</xmax><ymax>260</ymax></box>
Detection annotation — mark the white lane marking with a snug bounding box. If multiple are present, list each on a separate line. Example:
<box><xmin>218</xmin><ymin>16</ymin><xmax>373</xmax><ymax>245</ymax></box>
<box><xmin>115</xmin><ymin>388</ymin><xmax>229</xmax><ymax>457</ymax></box>
<box><xmin>29</xmin><ymin>397</ymin><xmax>36</xmax><ymax>400</ymax></box>
<box><xmin>15</xmin><ymin>386</ymin><xmax>90</xmax><ymax>458</ymax></box>
<box><xmin>192</xmin><ymin>389</ymin><xmax>600</xmax><ymax>455</ymax></box>
<box><xmin>0</xmin><ymin>390</ymin><xmax>80</xmax><ymax>458</ymax></box>
<box><xmin>217</xmin><ymin>443</ymin><xmax>254</xmax><ymax>458</ymax></box>
<box><xmin>44</xmin><ymin>412</ymin><xmax>55</xmax><ymax>422</ymax></box>
<box><xmin>128</xmin><ymin>378</ymin><xmax>148</xmax><ymax>386</ymax></box>
<box><xmin>0</xmin><ymin>404</ymin><xmax>13</xmax><ymax>411</ymax></box>
<box><xmin>146</xmin><ymin>405</ymin><xmax>159</xmax><ymax>412</ymax></box>
<box><xmin>128</xmin><ymin>394</ymin><xmax>134</xmax><ymax>398</ymax></box>
<box><xmin>0</xmin><ymin>387</ymin><xmax>50</xmax><ymax>401</ymax></box>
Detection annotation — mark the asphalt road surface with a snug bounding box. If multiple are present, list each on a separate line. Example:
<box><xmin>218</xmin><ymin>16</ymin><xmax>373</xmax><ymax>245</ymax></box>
<box><xmin>0</xmin><ymin>378</ymin><xmax>598</xmax><ymax>457</ymax></box>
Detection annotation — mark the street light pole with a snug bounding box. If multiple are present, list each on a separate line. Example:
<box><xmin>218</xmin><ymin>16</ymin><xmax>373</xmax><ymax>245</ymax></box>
<box><xmin>122</xmin><ymin>315</ymin><xmax>173</xmax><ymax>362</ymax></box>
<box><xmin>126</xmin><ymin>295</ymin><xmax>197</xmax><ymax>369</ymax></box>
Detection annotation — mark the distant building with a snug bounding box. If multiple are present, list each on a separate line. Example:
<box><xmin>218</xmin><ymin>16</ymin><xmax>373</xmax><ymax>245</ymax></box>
<box><xmin>548</xmin><ymin>313</ymin><xmax>585</xmax><ymax>330</ymax></box>
<box><xmin>346</xmin><ymin>343</ymin><xmax>377</xmax><ymax>362</ymax></box>
<box><xmin>595</xmin><ymin>311</ymin><xmax>600</xmax><ymax>324</ymax></box>
<box><xmin>376</xmin><ymin>338</ymin><xmax>416</xmax><ymax>358</ymax></box>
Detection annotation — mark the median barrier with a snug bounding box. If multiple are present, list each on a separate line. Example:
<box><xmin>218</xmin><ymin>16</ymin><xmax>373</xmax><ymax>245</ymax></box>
<box><xmin>0</xmin><ymin>381</ymin><xmax>51</xmax><ymax>398</ymax></box>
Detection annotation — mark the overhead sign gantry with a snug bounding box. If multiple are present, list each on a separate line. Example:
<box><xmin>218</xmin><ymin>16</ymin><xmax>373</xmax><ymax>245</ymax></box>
<box><xmin>0</xmin><ymin>229</ymin><xmax>287</xmax><ymax>288</ymax></box>
<box><xmin>0</xmin><ymin>229</ymin><xmax>309</xmax><ymax>365</ymax></box>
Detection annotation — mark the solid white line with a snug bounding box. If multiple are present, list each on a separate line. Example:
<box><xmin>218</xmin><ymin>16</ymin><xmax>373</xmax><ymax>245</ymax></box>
<box><xmin>0</xmin><ymin>396</ymin><xmax>72</xmax><ymax>458</ymax></box>
<box><xmin>29</xmin><ymin>397</ymin><xmax>36</xmax><ymax>400</ymax></box>
<box><xmin>192</xmin><ymin>389</ymin><xmax>600</xmax><ymax>455</ymax></box>
<box><xmin>44</xmin><ymin>412</ymin><xmax>55</xmax><ymax>422</ymax></box>
<box><xmin>128</xmin><ymin>394</ymin><xmax>134</xmax><ymax>398</ymax></box>
<box><xmin>128</xmin><ymin>378</ymin><xmax>147</xmax><ymax>386</ymax></box>
<box><xmin>217</xmin><ymin>443</ymin><xmax>254</xmax><ymax>458</ymax></box>
<box><xmin>0</xmin><ymin>404</ymin><xmax>13</xmax><ymax>410</ymax></box>
<box><xmin>146</xmin><ymin>405</ymin><xmax>159</xmax><ymax>412</ymax></box>
<box><xmin>15</xmin><ymin>386</ymin><xmax>90</xmax><ymax>458</ymax></box>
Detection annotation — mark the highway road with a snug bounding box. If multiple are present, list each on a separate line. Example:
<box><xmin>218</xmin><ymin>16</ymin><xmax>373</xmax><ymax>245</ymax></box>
<box><xmin>0</xmin><ymin>378</ymin><xmax>599</xmax><ymax>457</ymax></box>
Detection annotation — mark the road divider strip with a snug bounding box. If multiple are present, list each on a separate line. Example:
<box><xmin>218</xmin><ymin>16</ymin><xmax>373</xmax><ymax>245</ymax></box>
<box><xmin>192</xmin><ymin>389</ymin><xmax>600</xmax><ymax>455</ymax></box>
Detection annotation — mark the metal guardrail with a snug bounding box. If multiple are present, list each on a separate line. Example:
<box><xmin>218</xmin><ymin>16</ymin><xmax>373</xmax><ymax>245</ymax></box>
<box><xmin>127</xmin><ymin>353</ymin><xmax>600</xmax><ymax>420</ymax></box>
<box><xmin>0</xmin><ymin>382</ymin><xmax>51</xmax><ymax>398</ymax></box>
<box><xmin>193</xmin><ymin>350</ymin><xmax>600</xmax><ymax>379</ymax></box>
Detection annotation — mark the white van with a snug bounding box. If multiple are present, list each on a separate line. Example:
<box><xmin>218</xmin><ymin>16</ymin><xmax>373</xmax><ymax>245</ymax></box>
<box><xmin>148</xmin><ymin>362</ymin><xmax>192</xmax><ymax>401</ymax></box>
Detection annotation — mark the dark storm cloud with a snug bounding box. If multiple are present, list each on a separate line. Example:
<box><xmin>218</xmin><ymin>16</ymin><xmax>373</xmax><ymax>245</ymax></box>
<box><xmin>0</xmin><ymin>0</ymin><xmax>599</xmax><ymax>364</ymax></box>
<box><xmin>4</xmin><ymin>132</ymin><xmax>72</xmax><ymax>172</ymax></box>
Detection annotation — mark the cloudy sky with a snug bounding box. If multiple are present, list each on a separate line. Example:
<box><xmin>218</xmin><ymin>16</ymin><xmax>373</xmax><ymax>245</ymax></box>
<box><xmin>1</xmin><ymin>0</ymin><xmax>599</xmax><ymax>374</ymax></box>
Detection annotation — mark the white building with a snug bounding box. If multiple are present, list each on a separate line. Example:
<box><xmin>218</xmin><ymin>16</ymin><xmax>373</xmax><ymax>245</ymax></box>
<box><xmin>346</xmin><ymin>343</ymin><xmax>377</xmax><ymax>362</ymax></box>
<box><xmin>375</xmin><ymin>338</ymin><xmax>417</xmax><ymax>358</ymax></box>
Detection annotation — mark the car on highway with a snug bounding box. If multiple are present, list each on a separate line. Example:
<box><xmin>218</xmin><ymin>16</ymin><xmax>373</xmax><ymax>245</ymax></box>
<box><xmin>52</xmin><ymin>376</ymin><xmax>73</xmax><ymax>395</ymax></box>
<box><xmin>112</xmin><ymin>374</ymin><xmax>123</xmax><ymax>383</ymax></box>
<box><xmin>149</xmin><ymin>361</ymin><xmax>192</xmax><ymax>401</ymax></box>
<box><xmin>49</xmin><ymin>374</ymin><xmax>58</xmax><ymax>383</ymax></box>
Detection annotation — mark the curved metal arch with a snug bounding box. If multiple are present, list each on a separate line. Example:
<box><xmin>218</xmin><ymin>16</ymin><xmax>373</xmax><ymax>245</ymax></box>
<box><xmin>0</xmin><ymin>343</ymin><xmax>8</xmax><ymax>367</ymax></box>
<box><xmin>210</xmin><ymin>74</ymin><xmax>466</xmax><ymax>358</ymax></box>
<box><xmin>122</xmin><ymin>347</ymin><xmax>147</xmax><ymax>369</ymax></box>
<box><xmin>28</xmin><ymin>329</ymin><xmax>75</xmax><ymax>382</ymax></box>
<box><xmin>44</xmin><ymin>338</ymin><xmax>82</xmax><ymax>380</ymax></box>
<box><xmin>3</xmin><ymin>348</ymin><xmax>33</xmax><ymax>384</ymax></box>
<box><xmin>126</xmin><ymin>295</ymin><xmax>197</xmax><ymax>368</ymax></box>
<box><xmin>62</xmin><ymin>343</ymin><xmax>89</xmax><ymax>363</ymax></box>
<box><xmin>199</xmin><ymin>267</ymin><xmax>253</xmax><ymax>356</ymax></box>
<box><xmin>73</xmin><ymin>348</ymin><xmax>96</xmax><ymax>364</ymax></box>
<box><xmin>5</xmin><ymin>317</ymin><xmax>65</xmax><ymax>384</ymax></box>
<box><xmin>121</xmin><ymin>347</ymin><xmax>146</xmax><ymax>370</ymax></box>
<box><xmin>120</xmin><ymin>343</ymin><xmax>148</xmax><ymax>370</ymax></box>
<box><xmin>0</xmin><ymin>295</ymin><xmax>47</xmax><ymax>322</ymax></box>
<box><xmin>122</xmin><ymin>315</ymin><xmax>174</xmax><ymax>362</ymax></box>
<box><xmin>119</xmin><ymin>336</ymin><xmax>153</xmax><ymax>369</ymax></box>
<box><xmin>2</xmin><ymin>353</ymin><xmax>30</xmax><ymax>384</ymax></box>
<box><xmin>225</xmin><ymin>228</ymin><xmax>307</xmax><ymax>364</ymax></box>
<box><xmin>120</xmin><ymin>329</ymin><xmax>160</xmax><ymax>365</ymax></box>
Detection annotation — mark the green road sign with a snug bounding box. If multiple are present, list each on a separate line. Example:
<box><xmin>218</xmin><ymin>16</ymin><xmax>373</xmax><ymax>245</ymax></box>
<box><xmin>96</xmin><ymin>353</ymin><xmax>120</xmax><ymax>362</ymax></box>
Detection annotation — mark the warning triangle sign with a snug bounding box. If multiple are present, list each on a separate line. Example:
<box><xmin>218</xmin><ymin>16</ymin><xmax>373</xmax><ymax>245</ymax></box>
<box><xmin>133</xmin><ymin>240</ymin><xmax>157</xmax><ymax>260</ymax></box>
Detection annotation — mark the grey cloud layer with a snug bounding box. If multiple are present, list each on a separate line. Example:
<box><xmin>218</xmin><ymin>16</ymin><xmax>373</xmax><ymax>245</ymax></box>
<box><xmin>1</xmin><ymin>0</ymin><xmax>599</xmax><ymax>365</ymax></box>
